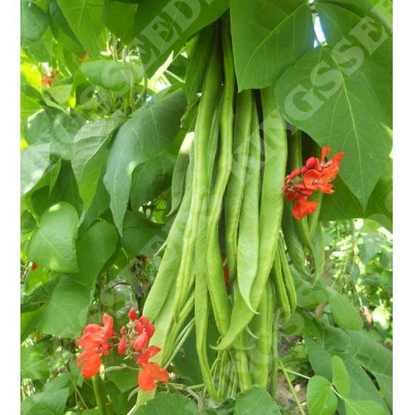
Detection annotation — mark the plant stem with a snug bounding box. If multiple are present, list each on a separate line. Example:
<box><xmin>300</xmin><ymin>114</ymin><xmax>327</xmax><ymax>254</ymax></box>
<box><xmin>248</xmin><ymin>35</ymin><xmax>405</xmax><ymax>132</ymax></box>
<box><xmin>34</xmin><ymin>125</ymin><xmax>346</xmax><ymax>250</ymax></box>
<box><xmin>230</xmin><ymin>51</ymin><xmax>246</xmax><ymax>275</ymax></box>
<box><xmin>92</xmin><ymin>374</ymin><xmax>113</xmax><ymax>415</ymax></box>
<box><xmin>279</xmin><ymin>360</ymin><xmax>307</xmax><ymax>415</ymax></box>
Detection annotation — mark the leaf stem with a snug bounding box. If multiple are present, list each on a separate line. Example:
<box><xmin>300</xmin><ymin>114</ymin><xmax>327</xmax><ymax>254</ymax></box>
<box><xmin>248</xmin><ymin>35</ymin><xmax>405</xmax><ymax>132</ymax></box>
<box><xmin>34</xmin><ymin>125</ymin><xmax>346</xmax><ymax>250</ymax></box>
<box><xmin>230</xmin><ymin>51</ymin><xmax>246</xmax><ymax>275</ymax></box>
<box><xmin>279</xmin><ymin>360</ymin><xmax>307</xmax><ymax>415</ymax></box>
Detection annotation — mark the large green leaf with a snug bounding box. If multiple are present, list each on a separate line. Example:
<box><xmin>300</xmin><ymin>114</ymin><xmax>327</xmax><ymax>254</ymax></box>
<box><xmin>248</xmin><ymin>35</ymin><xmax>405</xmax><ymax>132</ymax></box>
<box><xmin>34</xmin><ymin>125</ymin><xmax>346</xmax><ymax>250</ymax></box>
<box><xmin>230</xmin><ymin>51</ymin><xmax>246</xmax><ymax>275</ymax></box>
<box><xmin>320</xmin><ymin>158</ymin><xmax>392</xmax><ymax>231</ymax></box>
<box><xmin>275</xmin><ymin>45</ymin><xmax>392</xmax><ymax>208</ymax></box>
<box><xmin>80</xmin><ymin>59</ymin><xmax>144</xmax><ymax>96</ymax></box>
<box><xmin>326</xmin><ymin>287</ymin><xmax>363</xmax><ymax>330</ymax></box>
<box><xmin>135</xmin><ymin>0</ymin><xmax>229</xmax><ymax>76</ymax></box>
<box><xmin>347</xmin><ymin>330</ymin><xmax>392</xmax><ymax>408</ymax></box>
<box><xmin>49</xmin><ymin>0</ymin><xmax>85</xmax><ymax>57</ymax></box>
<box><xmin>21</xmin><ymin>375</ymin><xmax>71</xmax><ymax>415</ymax></box>
<box><xmin>25</xmin><ymin>108</ymin><xmax>81</xmax><ymax>160</ymax></box>
<box><xmin>21</xmin><ymin>143</ymin><xmax>50</xmax><ymax>196</ymax></box>
<box><xmin>56</xmin><ymin>0</ymin><xmax>107</xmax><ymax>56</ymax></box>
<box><xmin>37</xmin><ymin>221</ymin><xmax>118</xmax><ymax>337</ymax></box>
<box><xmin>21</xmin><ymin>0</ymin><xmax>49</xmax><ymax>48</ymax></box>
<box><xmin>235</xmin><ymin>385</ymin><xmax>281</xmax><ymax>415</ymax></box>
<box><xmin>130</xmin><ymin>150</ymin><xmax>176</xmax><ymax>210</ymax></box>
<box><xmin>305</xmin><ymin>336</ymin><xmax>333</xmax><ymax>380</ymax></box>
<box><xmin>102</xmin><ymin>0</ymin><xmax>138</xmax><ymax>43</ymax></box>
<box><xmin>77</xmin><ymin>220</ymin><xmax>119</xmax><ymax>279</ymax></box>
<box><xmin>27</xmin><ymin>202</ymin><xmax>79</xmax><ymax>273</ymax></box>
<box><xmin>72</xmin><ymin>116</ymin><xmax>125</xmax><ymax>210</ymax></box>
<box><xmin>316</xmin><ymin>0</ymin><xmax>392</xmax><ymax>70</ymax></box>
<box><xmin>104</xmin><ymin>89</ymin><xmax>187</xmax><ymax>232</ymax></box>
<box><xmin>306</xmin><ymin>375</ymin><xmax>338</xmax><ymax>415</ymax></box>
<box><xmin>121</xmin><ymin>212</ymin><xmax>166</xmax><ymax>257</ymax></box>
<box><xmin>332</xmin><ymin>355</ymin><xmax>350</xmax><ymax>398</ymax></box>
<box><xmin>133</xmin><ymin>392</ymin><xmax>201</xmax><ymax>415</ymax></box>
<box><xmin>344</xmin><ymin>399</ymin><xmax>388</xmax><ymax>415</ymax></box>
<box><xmin>341</xmin><ymin>355</ymin><xmax>389</xmax><ymax>410</ymax></box>
<box><xmin>20</xmin><ymin>388</ymin><xmax>69</xmax><ymax>415</ymax></box>
<box><xmin>21</xmin><ymin>343</ymin><xmax>51</xmax><ymax>379</ymax></box>
<box><xmin>230</xmin><ymin>0</ymin><xmax>314</xmax><ymax>90</ymax></box>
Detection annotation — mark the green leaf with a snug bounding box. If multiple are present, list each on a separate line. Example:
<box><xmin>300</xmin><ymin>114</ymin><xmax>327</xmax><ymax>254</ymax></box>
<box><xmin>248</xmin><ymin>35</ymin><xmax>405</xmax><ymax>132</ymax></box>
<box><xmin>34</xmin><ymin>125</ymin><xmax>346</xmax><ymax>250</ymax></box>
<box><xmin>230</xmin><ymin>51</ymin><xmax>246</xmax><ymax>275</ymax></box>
<box><xmin>36</xmin><ymin>276</ymin><xmax>91</xmax><ymax>337</ymax></box>
<box><xmin>49</xmin><ymin>0</ymin><xmax>85</xmax><ymax>57</ymax></box>
<box><xmin>21</xmin><ymin>343</ymin><xmax>51</xmax><ymax>379</ymax></box>
<box><xmin>317</xmin><ymin>0</ymin><xmax>392</xmax><ymax>69</ymax></box>
<box><xmin>275</xmin><ymin>46</ymin><xmax>392</xmax><ymax>208</ymax></box>
<box><xmin>230</xmin><ymin>0</ymin><xmax>314</xmax><ymax>90</ymax></box>
<box><xmin>24</xmin><ymin>108</ymin><xmax>80</xmax><ymax>160</ymax></box>
<box><xmin>37</xmin><ymin>221</ymin><xmax>118</xmax><ymax>337</ymax></box>
<box><xmin>80</xmin><ymin>59</ymin><xmax>144</xmax><ymax>96</ymax></box>
<box><xmin>20</xmin><ymin>387</ymin><xmax>69</xmax><ymax>415</ymax></box>
<box><xmin>130</xmin><ymin>150</ymin><xmax>176</xmax><ymax>210</ymax></box>
<box><xmin>77</xmin><ymin>220</ymin><xmax>119</xmax><ymax>279</ymax></box>
<box><xmin>56</xmin><ymin>0</ymin><xmax>107</xmax><ymax>56</ymax></box>
<box><xmin>80</xmin><ymin>177</ymin><xmax>110</xmax><ymax>230</ymax></box>
<box><xmin>121</xmin><ymin>212</ymin><xmax>166</xmax><ymax>257</ymax></box>
<box><xmin>21</xmin><ymin>0</ymin><xmax>49</xmax><ymax>48</ymax></box>
<box><xmin>21</xmin><ymin>306</ymin><xmax>46</xmax><ymax>342</ymax></box>
<box><xmin>135</xmin><ymin>0</ymin><xmax>229</xmax><ymax>77</ymax></box>
<box><xmin>306</xmin><ymin>376</ymin><xmax>338</xmax><ymax>415</ymax></box>
<box><xmin>332</xmin><ymin>355</ymin><xmax>350</xmax><ymax>398</ymax></box>
<box><xmin>235</xmin><ymin>385</ymin><xmax>281</xmax><ymax>415</ymax></box>
<box><xmin>326</xmin><ymin>288</ymin><xmax>363</xmax><ymax>330</ymax></box>
<box><xmin>102</xmin><ymin>0</ymin><xmax>138</xmax><ymax>43</ymax></box>
<box><xmin>104</xmin><ymin>89</ymin><xmax>187</xmax><ymax>233</ymax></box>
<box><xmin>49</xmin><ymin>161</ymin><xmax>84</xmax><ymax>214</ymax></box>
<box><xmin>133</xmin><ymin>392</ymin><xmax>202</xmax><ymax>415</ymax></box>
<box><xmin>344</xmin><ymin>399</ymin><xmax>388</xmax><ymax>415</ymax></box>
<box><xmin>21</xmin><ymin>143</ymin><xmax>50</xmax><ymax>196</ymax></box>
<box><xmin>341</xmin><ymin>355</ymin><xmax>388</xmax><ymax>409</ymax></box>
<box><xmin>347</xmin><ymin>330</ymin><xmax>392</xmax><ymax>408</ymax></box>
<box><xmin>27</xmin><ymin>202</ymin><xmax>79</xmax><ymax>273</ymax></box>
<box><xmin>305</xmin><ymin>336</ymin><xmax>333</xmax><ymax>380</ymax></box>
<box><xmin>72</xmin><ymin>116</ymin><xmax>125</xmax><ymax>210</ymax></box>
<box><xmin>320</xmin><ymin>158</ymin><xmax>392</xmax><ymax>231</ymax></box>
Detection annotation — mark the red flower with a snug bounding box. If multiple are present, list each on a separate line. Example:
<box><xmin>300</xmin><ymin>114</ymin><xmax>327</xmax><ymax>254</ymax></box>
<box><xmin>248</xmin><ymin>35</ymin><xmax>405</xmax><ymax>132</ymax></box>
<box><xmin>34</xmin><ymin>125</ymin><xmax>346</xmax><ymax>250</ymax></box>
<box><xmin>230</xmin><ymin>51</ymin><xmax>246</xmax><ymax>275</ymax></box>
<box><xmin>136</xmin><ymin>345</ymin><xmax>161</xmax><ymax>365</ymax></box>
<box><xmin>303</xmin><ymin>169</ymin><xmax>334</xmax><ymax>194</ymax></box>
<box><xmin>138</xmin><ymin>362</ymin><xmax>169</xmax><ymax>391</ymax></box>
<box><xmin>77</xmin><ymin>314</ymin><xmax>114</xmax><ymax>378</ymax></box>
<box><xmin>292</xmin><ymin>198</ymin><xmax>318</xmax><ymax>220</ymax></box>
<box><xmin>282</xmin><ymin>146</ymin><xmax>344</xmax><ymax>220</ymax></box>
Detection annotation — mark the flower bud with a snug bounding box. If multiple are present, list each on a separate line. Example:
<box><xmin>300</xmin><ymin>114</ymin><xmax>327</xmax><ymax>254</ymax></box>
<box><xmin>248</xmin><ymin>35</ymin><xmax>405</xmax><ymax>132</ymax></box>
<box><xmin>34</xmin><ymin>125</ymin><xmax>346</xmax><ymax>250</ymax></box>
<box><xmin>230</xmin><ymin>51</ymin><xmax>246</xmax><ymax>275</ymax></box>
<box><xmin>129</xmin><ymin>307</ymin><xmax>137</xmax><ymax>321</ymax></box>
<box><xmin>118</xmin><ymin>336</ymin><xmax>127</xmax><ymax>355</ymax></box>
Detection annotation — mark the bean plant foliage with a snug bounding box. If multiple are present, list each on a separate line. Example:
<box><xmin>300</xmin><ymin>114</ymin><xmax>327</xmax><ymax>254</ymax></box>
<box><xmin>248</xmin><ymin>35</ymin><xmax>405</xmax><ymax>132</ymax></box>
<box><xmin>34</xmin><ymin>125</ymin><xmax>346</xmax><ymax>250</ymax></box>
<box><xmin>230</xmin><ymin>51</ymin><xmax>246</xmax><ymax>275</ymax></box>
<box><xmin>20</xmin><ymin>0</ymin><xmax>392</xmax><ymax>414</ymax></box>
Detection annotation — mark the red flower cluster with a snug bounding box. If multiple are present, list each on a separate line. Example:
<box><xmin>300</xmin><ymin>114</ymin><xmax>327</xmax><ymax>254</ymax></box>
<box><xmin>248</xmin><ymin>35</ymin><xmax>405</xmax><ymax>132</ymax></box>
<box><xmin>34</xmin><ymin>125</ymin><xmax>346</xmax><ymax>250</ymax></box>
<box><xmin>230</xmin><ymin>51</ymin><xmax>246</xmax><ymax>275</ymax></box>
<box><xmin>118</xmin><ymin>309</ymin><xmax>169</xmax><ymax>391</ymax></box>
<box><xmin>76</xmin><ymin>309</ymin><xmax>169</xmax><ymax>392</ymax></box>
<box><xmin>282</xmin><ymin>146</ymin><xmax>344</xmax><ymax>220</ymax></box>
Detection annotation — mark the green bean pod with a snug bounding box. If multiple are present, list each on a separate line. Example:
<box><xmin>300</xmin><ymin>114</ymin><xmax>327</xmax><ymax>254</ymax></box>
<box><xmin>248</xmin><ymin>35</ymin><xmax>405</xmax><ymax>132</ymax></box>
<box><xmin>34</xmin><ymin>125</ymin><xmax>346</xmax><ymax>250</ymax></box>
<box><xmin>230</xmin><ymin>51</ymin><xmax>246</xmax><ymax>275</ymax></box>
<box><xmin>195</xmin><ymin>197</ymin><xmax>220</xmax><ymax>401</ymax></box>
<box><xmin>271</xmin><ymin>253</ymin><xmax>291</xmax><ymax>320</ymax></box>
<box><xmin>173</xmin><ymin>33</ymin><xmax>222</xmax><ymax>319</ymax></box>
<box><xmin>281</xmin><ymin>202</ymin><xmax>312</xmax><ymax>277</ymax></box>
<box><xmin>204</xmin><ymin>16</ymin><xmax>235</xmax><ymax>336</ymax></box>
<box><xmin>216</xmin><ymin>87</ymin><xmax>287</xmax><ymax>350</ymax></box>
<box><xmin>237</xmin><ymin>99</ymin><xmax>261</xmax><ymax>313</ymax></box>
<box><xmin>278</xmin><ymin>236</ymin><xmax>297</xmax><ymax>313</ymax></box>
<box><xmin>249</xmin><ymin>279</ymin><xmax>274</xmax><ymax>389</ymax></box>
<box><xmin>225</xmin><ymin>90</ymin><xmax>253</xmax><ymax>282</ymax></box>
<box><xmin>142</xmin><ymin>166</ymin><xmax>193</xmax><ymax>322</ymax></box>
